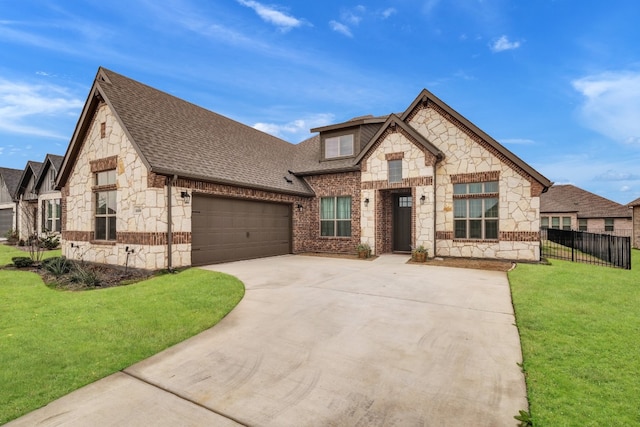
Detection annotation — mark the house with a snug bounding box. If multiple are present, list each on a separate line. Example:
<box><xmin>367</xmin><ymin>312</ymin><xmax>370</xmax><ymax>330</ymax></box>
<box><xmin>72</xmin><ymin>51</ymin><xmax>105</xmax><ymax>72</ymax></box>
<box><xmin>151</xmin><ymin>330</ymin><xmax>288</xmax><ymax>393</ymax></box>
<box><xmin>57</xmin><ymin>67</ymin><xmax>551</xmax><ymax>270</ymax></box>
<box><xmin>0</xmin><ymin>167</ymin><xmax>22</xmax><ymax>238</ymax></box>
<box><xmin>34</xmin><ymin>154</ymin><xmax>64</xmax><ymax>235</ymax></box>
<box><xmin>628</xmin><ymin>197</ymin><xmax>640</xmax><ymax>248</ymax></box>
<box><xmin>540</xmin><ymin>185</ymin><xmax>632</xmax><ymax>236</ymax></box>
<box><xmin>14</xmin><ymin>161</ymin><xmax>43</xmax><ymax>240</ymax></box>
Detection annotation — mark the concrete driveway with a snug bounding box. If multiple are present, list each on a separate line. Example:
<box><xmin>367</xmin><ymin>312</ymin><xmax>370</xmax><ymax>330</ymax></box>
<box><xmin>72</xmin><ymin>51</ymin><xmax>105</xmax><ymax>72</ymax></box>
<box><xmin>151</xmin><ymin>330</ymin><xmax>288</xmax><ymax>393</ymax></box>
<box><xmin>9</xmin><ymin>254</ymin><xmax>527</xmax><ymax>426</ymax></box>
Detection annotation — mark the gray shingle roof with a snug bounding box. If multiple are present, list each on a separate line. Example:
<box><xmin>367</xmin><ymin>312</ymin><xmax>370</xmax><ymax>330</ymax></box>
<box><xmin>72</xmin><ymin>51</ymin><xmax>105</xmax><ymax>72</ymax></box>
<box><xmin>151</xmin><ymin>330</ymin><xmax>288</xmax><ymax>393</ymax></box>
<box><xmin>541</xmin><ymin>185</ymin><xmax>631</xmax><ymax>218</ymax></box>
<box><xmin>292</xmin><ymin>135</ymin><xmax>358</xmax><ymax>175</ymax></box>
<box><xmin>628</xmin><ymin>197</ymin><xmax>640</xmax><ymax>207</ymax></box>
<box><xmin>0</xmin><ymin>167</ymin><xmax>22</xmax><ymax>196</ymax></box>
<box><xmin>14</xmin><ymin>161</ymin><xmax>43</xmax><ymax>198</ymax></box>
<box><xmin>34</xmin><ymin>154</ymin><xmax>64</xmax><ymax>190</ymax></box>
<box><xmin>92</xmin><ymin>68</ymin><xmax>312</xmax><ymax>196</ymax></box>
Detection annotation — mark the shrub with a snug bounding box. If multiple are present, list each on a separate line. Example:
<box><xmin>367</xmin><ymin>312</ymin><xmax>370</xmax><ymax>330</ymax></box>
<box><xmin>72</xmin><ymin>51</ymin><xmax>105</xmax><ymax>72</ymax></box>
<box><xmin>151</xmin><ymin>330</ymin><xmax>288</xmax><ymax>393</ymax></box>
<box><xmin>43</xmin><ymin>257</ymin><xmax>73</xmax><ymax>276</ymax></box>
<box><xmin>12</xmin><ymin>257</ymin><xmax>34</xmax><ymax>268</ymax></box>
<box><xmin>39</xmin><ymin>234</ymin><xmax>60</xmax><ymax>250</ymax></box>
<box><xmin>5</xmin><ymin>229</ymin><xmax>19</xmax><ymax>245</ymax></box>
<box><xmin>70</xmin><ymin>265</ymin><xmax>101</xmax><ymax>288</ymax></box>
<box><xmin>18</xmin><ymin>239</ymin><xmax>25</xmax><ymax>247</ymax></box>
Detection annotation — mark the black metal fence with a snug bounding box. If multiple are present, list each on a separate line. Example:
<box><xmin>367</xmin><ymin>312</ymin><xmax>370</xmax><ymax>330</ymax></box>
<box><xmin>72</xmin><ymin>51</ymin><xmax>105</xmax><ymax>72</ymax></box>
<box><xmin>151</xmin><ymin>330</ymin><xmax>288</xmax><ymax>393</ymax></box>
<box><xmin>541</xmin><ymin>228</ymin><xmax>632</xmax><ymax>270</ymax></box>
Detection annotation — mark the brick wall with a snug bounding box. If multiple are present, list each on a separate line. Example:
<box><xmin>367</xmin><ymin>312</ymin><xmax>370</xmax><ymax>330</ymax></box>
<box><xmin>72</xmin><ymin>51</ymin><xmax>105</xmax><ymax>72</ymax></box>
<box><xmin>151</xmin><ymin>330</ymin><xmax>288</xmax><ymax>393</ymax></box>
<box><xmin>301</xmin><ymin>172</ymin><xmax>361</xmax><ymax>254</ymax></box>
<box><xmin>634</xmin><ymin>207</ymin><xmax>640</xmax><ymax>248</ymax></box>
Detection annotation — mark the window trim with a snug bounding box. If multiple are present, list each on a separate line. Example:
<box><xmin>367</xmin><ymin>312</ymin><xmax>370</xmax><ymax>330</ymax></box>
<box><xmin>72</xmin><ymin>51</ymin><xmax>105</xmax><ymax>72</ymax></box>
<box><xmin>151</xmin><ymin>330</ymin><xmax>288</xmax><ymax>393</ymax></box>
<box><xmin>453</xmin><ymin>181</ymin><xmax>499</xmax><ymax>241</ymax></box>
<box><xmin>388</xmin><ymin>159</ymin><xmax>402</xmax><ymax>183</ymax></box>
<box><xmin>323</xmin><ymin>134</ymin><xmax>355</xmax><ymax>159</ymax></box>
<box><xmin>43</xmin><ymin>199</ymin><xmax>61</xmax><ymax>233</ymax></box>
<box><xmin>93</xmin><ymin>170</ymin><xmax>117</xmax><ymax>242</ymax></box>
<box><xmin>319</xmin><ymin>196</ymin><xmax>352</xmax><ymax>238</ymax></box>
<box><xmin>605</xmin><ymin>218</ymin><xmax>614</xmax><ymax>232</ymax></box>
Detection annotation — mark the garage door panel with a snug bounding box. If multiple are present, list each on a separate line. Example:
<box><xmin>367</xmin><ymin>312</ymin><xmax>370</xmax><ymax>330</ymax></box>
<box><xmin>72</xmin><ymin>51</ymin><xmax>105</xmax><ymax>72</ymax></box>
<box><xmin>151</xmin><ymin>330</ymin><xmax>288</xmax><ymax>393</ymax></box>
<box><xmin>0</xmin><ymin>208</ymin><xmax>13</xmax><ymax>237</ymax></box>
<box><xmin>192</xmin><ymin>196</ymin><xmax>291</xmax><ymax>265</ymax></box>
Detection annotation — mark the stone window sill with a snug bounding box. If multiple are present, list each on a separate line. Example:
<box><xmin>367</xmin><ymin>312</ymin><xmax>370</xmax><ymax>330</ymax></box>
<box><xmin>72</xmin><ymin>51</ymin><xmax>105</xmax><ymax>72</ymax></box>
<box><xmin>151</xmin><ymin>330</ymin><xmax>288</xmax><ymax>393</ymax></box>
<box><xmin>90</xmin><ymin>240</ymin><xmax>116</xmax><ymax>246</ymax></box>
<box><xmin>453</xmin><ymin>239</ymin><xmax>499</xmax><ymax>243</ymax></box>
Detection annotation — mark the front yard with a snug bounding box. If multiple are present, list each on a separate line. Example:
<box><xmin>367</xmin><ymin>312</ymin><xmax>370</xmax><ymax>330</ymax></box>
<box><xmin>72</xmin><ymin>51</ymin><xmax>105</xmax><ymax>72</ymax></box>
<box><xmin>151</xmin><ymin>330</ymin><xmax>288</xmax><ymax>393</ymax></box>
<box><xmin>509</xmin><ymin>250</ymin><xmax>640</xmax><ymax>426</ymax></box>
<box><xmin>0</xmin><ymin>245</ymin><xmax>244</xmax><ymax>424</ymax></box>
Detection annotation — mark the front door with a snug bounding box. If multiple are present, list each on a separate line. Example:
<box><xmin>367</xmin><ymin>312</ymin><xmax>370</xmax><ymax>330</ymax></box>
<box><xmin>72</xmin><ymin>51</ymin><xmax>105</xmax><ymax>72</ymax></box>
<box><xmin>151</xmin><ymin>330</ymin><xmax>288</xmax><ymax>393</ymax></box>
<box><xmin>393</xmin><ymin>194</ymin><xmax>412</xmax><ymax>252</ymax></box>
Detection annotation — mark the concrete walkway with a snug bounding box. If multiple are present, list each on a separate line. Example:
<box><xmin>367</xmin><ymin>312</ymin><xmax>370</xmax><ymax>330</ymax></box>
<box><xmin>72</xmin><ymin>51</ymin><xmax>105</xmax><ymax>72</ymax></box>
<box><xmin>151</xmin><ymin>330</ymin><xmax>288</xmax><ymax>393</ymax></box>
<box><xmin>8</xmin><ymin>255</ymin><xmax>527</xmax><ymax>426</ymax></box>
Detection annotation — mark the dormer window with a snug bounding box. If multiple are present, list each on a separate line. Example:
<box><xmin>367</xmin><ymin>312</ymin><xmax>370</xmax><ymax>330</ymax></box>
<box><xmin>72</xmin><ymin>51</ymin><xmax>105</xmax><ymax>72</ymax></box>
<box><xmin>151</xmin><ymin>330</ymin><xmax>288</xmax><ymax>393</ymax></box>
<box><xmin>325</xmin><ymin>134</ymin><xmax>354</xmax><ymax>158</ymax></box>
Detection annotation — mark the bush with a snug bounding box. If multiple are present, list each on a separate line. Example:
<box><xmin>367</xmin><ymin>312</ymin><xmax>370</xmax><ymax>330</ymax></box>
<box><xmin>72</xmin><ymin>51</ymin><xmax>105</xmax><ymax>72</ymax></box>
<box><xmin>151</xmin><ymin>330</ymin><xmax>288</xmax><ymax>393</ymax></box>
<box><xmin>18</xmin><ymin>239</ymin><xmax>25</xmax><ymax>247</ymax></box>
<box><xmin>43</xmin><ymin>257</ymin><xmax>73</xmax><ymax>276</ymax></box>
<box><xmin>12</xmin><ymin>257</ymin><xmax>34</xmax><ymax>268</ymax></box>
<box><xmin>39</xmin><ymin>234</ymin><xmax>60</xmax><ymax>250</ymax></box>
<box><xmin>4</xmin><ymin>229</ymin><xmax>19</xmax><ymax>245</ymax></box>
<box><xmin>70</xmin><ymin>265</ymin><xmax>101</xmax><ymax>288</ymax></box>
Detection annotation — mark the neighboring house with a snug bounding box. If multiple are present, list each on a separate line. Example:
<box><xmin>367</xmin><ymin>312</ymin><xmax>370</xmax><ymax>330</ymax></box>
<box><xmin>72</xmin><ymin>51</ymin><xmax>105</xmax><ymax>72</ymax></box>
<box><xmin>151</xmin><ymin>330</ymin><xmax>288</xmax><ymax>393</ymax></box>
<box><xmin>57</xmin><ymin>67</ymin><xmax>551</xmax><ymax>270</ymax></box>
<box><xmin>540</xmin><ymin>184</ymin><xmax>632</xmax><ymax>236</ymax></box>
<box><xmin>0</xmin><ymin>167</ymin><xmax>22</xmax><ymax>238</ymax></box>
<box><xmin>14</xmin><ymin>161</ymin><xmax>43</xmax><ymax>240</ymax></box>
<box><xmin>628</xmin><ymin>197</ymin><xmax>640</xmax><ymax>249</ymax></box>
<box><xmin>34</xmin><ymin>154</ymin><xmax>64</xmax><ymax>235</ymax></box>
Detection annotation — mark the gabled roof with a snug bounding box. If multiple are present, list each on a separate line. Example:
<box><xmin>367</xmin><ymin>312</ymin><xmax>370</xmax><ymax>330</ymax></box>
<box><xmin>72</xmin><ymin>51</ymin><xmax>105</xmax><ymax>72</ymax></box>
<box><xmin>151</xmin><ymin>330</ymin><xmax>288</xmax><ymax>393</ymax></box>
<box><xmin>0</xmin><ymin>167</ymin><xmax>22</xmax><ymax>198</ymax></box>
<box><xmin>354</xmin><ymin>114</ymin><xmax>444</xmax><ymax>165</ymax></box>
<box><xmin>402</xmin><ymin>89</ymin><xmax>552</xmax><ymax>189</ymax></box>
<box><xmin>58</xmin><ymin>67</ymin><xmax>313</xmax><ymax>196</ymax></box>
<box><xmin>541</xmin><ymin>185</ymin><xmax>631</xmax><ymax>218</ymax></box>
<box><xmin>628</xmin><ymin>197</ymin><xmax>640</xmax><ymax>207</ymax></box>
<box><xmin>14</xmin><ymin>161</ymin><xmax>43</xmax><ymax>198</ymax></box>
<box><xmin>34</xmin><ymin>154</ymin><xmax>64</xmax><ymax>190</ymax></box>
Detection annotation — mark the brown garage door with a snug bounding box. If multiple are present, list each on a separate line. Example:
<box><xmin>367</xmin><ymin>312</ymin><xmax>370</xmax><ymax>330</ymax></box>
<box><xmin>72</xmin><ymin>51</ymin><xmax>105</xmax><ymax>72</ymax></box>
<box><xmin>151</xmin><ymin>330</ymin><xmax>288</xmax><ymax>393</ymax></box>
<box><xmin>191</xmin><ymin>196</ymin><xmax>291</xmax><ymax>265</ymax></box>
<box><xmin>0</xmin><ymin>208</ymin><xmax>12</xmax><ymax>237</ymax></box>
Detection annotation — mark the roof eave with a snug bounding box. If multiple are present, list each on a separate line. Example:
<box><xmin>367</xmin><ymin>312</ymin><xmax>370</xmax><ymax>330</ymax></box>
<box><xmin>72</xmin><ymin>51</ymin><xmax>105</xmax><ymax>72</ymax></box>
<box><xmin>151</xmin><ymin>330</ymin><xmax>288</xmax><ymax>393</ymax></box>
<box><xmin>151</xmin><ymin>168</ymin><xmax>315</xmax><ymax>197</ymax></box>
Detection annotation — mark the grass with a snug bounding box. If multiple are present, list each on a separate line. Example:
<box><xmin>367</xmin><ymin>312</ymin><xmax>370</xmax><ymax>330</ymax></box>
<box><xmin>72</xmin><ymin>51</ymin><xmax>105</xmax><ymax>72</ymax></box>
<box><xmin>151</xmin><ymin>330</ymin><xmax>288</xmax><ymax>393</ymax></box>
<box><xmin>0</xmin><ymin>244</ymin><xmax>61</xmax><ymax>266</ymax></box>
<box><xmin>509</xmin><ymin>249</ymin><xmax>640</xmax><ymax>426</ymax></box>
<box><xmin>0</xmin><ymin>245</ymin><xmax>245</xmax><ymax>424</ymax></box>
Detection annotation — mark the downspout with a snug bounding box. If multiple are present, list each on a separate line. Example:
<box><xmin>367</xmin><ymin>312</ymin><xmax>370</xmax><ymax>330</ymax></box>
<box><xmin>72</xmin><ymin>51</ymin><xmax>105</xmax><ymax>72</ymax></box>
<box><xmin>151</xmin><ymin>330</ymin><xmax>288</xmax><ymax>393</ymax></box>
<box><xmin>167</xmin><ymin>175</ymin><xmax>175</xmax><ymax>271</ymax></box>
<box><xmin>432</xmin><ymin>161</ymin><xmax>438</xmax><ymax>259</ymax></box>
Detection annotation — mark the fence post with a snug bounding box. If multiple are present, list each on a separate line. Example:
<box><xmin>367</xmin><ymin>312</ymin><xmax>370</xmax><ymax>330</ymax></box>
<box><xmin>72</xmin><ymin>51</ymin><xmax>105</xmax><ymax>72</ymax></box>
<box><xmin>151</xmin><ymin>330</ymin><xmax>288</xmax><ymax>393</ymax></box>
<box><xmin>571</xmin><ymin>230</ymin><xmax>575</xmax><ymax>262</ymax></box>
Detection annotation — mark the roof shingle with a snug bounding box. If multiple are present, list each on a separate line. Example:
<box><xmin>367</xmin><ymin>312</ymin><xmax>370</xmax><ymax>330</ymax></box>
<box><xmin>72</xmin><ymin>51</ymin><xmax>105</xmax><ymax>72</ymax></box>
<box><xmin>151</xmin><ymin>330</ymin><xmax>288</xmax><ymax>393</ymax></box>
<box><xmin>541</xmin><ymin>185</ymin><xmax>631</xmax><ymax>218</ymax></box>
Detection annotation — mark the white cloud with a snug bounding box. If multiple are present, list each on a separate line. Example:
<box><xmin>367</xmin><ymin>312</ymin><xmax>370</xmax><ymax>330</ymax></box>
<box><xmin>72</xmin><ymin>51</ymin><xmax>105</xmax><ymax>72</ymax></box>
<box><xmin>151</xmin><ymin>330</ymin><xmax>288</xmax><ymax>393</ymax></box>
<box><xmin>572</xmin><ymin>71</ymin><xmax>640</xmax><ymax>144</ymax></box>
<box><xmin>0</xmin><ymin>77</ymin><xmax>83</xmax><ymax>138</ymax></box>
<box><xmin>341</xmin><ymin>5</ymin><xmax>366</xmax><ymax>25</ymax></box>
<box><xmin>252</xmin><ymin>113</ymin><xmax>335</xmax><ymax>141</ymax></box>
<box><xmin>381</xmin><ymin>8</ymin><xmax>397</xmax><ymax>19</ymax></box>
<box><xmin>595</xmin><ymin>170</ymin><xmax>640</xmax><ymax>181</ymax></box>
<box><xmin>620</xmin><ymin>185</ymin><xmax>631</xmax><ymax>192</ymax></box>
<box><xmin>490</xmin><ymin>35</ymin><xmax>521</xmax><ymax>52</ymax></box>
<box><xmin>236</xmin><ymin>0</ymin><xmax>305</xmax><ymax>31</ymax></box>
<box><xmin>329</xmin><ymin>20</ymin><xmax>353</xmax><ymax>38</ymax></box>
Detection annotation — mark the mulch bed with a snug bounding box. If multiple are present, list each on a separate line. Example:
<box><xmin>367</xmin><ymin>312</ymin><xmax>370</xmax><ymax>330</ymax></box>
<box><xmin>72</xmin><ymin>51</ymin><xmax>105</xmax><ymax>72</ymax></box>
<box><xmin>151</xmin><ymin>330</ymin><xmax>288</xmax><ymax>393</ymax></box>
<box><xmin>299</xmin><ymin>251</ymin><xmax>514</xmax><ymax>271</ymax></box>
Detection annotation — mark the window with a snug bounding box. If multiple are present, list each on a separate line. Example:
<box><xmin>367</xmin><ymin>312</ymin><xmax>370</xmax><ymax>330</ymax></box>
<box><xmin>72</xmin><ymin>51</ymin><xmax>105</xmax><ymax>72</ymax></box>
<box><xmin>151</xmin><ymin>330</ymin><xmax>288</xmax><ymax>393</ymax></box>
<box><xmin>579</xmin><ymin>219</ymin><xmax>587</xmax><ymax>231</ymax></box>
<box><xmin>562</xmin><ymin>217</ymin><xmax>571</xmax><ymax>230</ymax></box>
<box><xmin>541</xmin><ymin>216</ymin><xmax>549</xmax><ymax>229</ymax></box>
<box><xmin>325</xmin><ymin>135</ymin><xmax>354</xmax><ymax>158</ymax></box>
<box><xmin>605</xmin><ymin>218</ymin><xmax>614</xmax><ymax>232</ymax></box>
<box><xmin>388</xmin><ymin>159</ymin><xmax>402</xmax><ymax>183</ymax></box>
<box><xmin>453</xmin><ymin>181</ymin><xmax>499</xmax><ymax>240</ymax></box>
<box><xmin>95</xmin><ymin>170</ymin><xmax>116</xmax><ymax>241</ymax></box>
<box><xmin>320</xmin><ymin>196</ymin><xmax>351</xmax><ymax>237</ymax></box>
<box><xmin>43</xmin><ymin>199</ymin><xmax>61</xmax><ymax>232</ymax></box>
<box><xmin>551</xmin><ymin>217</ymin><xmax>560</xmax><ymax>229</ymax></box>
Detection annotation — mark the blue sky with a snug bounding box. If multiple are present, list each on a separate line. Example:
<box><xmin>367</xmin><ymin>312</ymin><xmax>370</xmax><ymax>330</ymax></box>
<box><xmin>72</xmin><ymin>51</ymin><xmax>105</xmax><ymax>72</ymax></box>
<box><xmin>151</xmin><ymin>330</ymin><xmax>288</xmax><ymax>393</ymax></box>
<box><xmin>1</xmin><ymin>1</ymin><xmax>639</xmax><ymax>203</ymax></box>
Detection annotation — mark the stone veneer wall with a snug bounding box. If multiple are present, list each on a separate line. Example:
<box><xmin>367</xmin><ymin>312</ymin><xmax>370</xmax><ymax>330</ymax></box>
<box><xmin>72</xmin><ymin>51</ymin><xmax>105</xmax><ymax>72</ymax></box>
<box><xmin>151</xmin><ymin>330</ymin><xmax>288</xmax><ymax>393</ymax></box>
<box><xmin>409</xmin><ymin>104</ymin><xmax>541</xmax><ymax>261</ymax></box>
<box><xmin>63</xmin><ymin>102</ymin><xmax>312</xmax><ymax>269</ymax></box>
<box><xmin>62</xmin><ymin>102</ymin><xmax>192</xmax><ymax>270</ymax></box>
<box><xmin>301</xmin><ymin>172</ymin><xmax>361</xmax><ymax>253</ymax></box>
<box><xmin>360</xmin><ymin>128</ymin><xmax>436</xmax><ymax>255</ymax></box>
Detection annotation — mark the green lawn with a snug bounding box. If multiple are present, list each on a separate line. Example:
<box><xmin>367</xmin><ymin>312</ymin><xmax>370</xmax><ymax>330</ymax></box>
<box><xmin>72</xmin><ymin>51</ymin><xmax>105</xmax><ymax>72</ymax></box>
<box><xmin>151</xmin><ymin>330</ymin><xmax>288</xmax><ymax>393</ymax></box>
<box><xmin>509</xmin><ymin>249</ymin><xmax>640</xmax><ymax>426</ymax></box>
<box><xmin>0</xmin><ymin>245</ymin><xmax>245</xmax><ymax>424</ymax></box>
